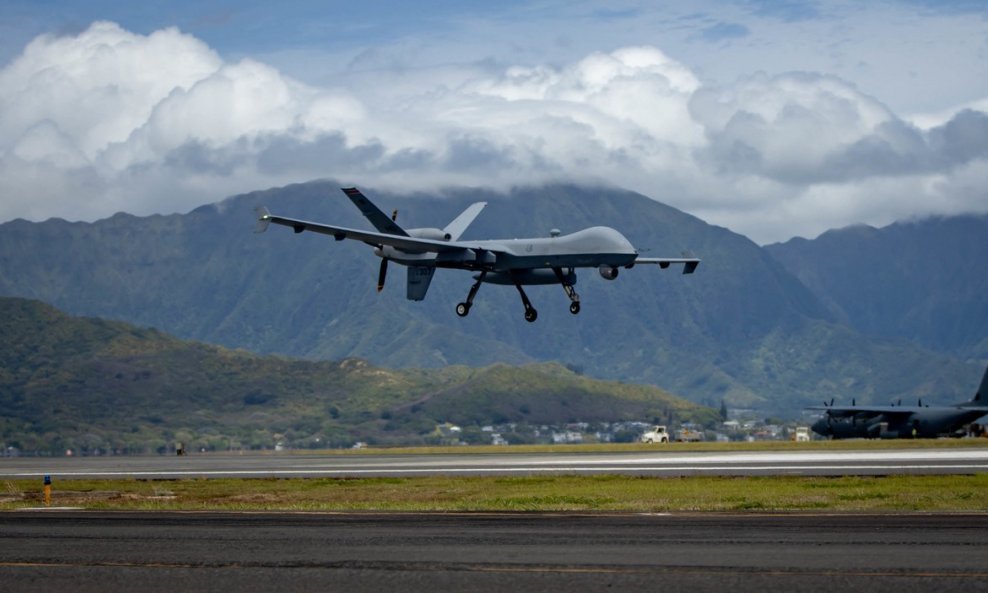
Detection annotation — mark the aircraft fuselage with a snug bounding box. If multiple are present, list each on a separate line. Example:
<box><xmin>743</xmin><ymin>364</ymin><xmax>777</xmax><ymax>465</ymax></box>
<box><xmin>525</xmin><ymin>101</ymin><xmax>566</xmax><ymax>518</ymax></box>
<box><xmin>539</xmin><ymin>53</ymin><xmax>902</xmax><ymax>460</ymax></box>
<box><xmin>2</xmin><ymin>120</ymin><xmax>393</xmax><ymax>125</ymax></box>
<box><xmin>379</xmin><ymin>226</ymin><xmax>638</xmax><ymax>274</ymax></box>
<box><xmin>811</xmin><ymin>408</ymin><xmax>986</xmax><ymax>439</ymax></box>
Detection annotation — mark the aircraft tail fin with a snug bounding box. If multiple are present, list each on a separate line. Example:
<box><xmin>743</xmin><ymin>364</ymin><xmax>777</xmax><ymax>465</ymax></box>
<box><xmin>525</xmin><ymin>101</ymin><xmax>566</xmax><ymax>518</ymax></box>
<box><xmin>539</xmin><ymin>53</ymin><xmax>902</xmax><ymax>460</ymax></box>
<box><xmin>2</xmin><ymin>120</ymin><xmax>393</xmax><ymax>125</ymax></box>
<box><xmin>443</xmin><ymin>202</ymin><xmax>487</xmax><ymax>241</ymax></box>
<box><xmin>406</xmin><ymin>266</ymin><xmax>435</xmax><ymax>301</ymax></box>
<box><xmin>970</xmin><ymin>365</ymin><xmax>988</xmax><ymax>407</ymax></box>
<box><xmin>342</xmin><ymin>187</ymin><xmax>409</xmax><ymax>236</ymax></box>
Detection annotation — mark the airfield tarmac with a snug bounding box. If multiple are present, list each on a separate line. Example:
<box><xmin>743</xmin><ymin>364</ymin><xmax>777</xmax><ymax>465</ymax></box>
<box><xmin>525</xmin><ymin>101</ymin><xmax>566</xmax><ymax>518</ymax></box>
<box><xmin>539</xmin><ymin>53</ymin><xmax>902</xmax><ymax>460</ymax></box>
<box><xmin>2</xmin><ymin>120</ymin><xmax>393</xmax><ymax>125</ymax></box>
<box><xmin>3</xmin><ymin>511</ymin><xmax>987</xmax><ymax>593</ymax></box>
<box><xmin>5</xmin><ymin>448</ymin><xmax>988</xmax><ymax>592</ymax></box>
<box><xmin>3</xmin><ymin>447</ymin><xmax>988</xmax><ymax>478</ymax></box>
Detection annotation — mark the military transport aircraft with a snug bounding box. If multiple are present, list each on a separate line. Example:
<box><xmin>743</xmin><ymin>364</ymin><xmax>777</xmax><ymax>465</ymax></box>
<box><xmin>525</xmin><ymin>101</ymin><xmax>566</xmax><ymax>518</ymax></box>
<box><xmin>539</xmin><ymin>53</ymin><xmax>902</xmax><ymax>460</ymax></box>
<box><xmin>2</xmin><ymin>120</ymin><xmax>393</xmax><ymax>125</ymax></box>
<box><xmin>255</xmin><ymin>187</ymin><xmax>699</xmax><ymax>321</ymax></box>
<box><xmin>808</xmin><ymin>365</ymin><xmax>988</xmax><ymax>439</ymax></box>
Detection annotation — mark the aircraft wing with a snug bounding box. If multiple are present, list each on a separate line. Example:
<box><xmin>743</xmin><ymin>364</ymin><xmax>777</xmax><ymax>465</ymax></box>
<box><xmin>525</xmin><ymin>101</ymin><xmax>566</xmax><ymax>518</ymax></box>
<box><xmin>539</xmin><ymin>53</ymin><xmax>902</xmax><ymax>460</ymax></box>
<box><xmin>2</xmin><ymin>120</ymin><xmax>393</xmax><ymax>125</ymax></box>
<box><xmin>635</xmin><ymin>254</ymin><xmax>701</xmax><ymax>274</ymax></box>
<box><xmin>255</xmin><ymin>208</ymin><xmax>471</xmax><ymax>254</ymax></box>
<box><xmin>805</xmin><ymin>405</ymin><xmax>916</xmax><ymax>420</ymax></box>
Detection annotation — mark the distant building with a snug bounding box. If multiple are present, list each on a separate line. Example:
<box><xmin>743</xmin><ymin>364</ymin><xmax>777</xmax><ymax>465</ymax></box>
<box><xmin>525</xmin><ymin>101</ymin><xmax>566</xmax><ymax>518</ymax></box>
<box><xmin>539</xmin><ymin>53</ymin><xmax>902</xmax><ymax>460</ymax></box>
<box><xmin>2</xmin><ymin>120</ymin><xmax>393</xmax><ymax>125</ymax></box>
<box><xmin>431</xmin><ymin>423</ymin><xmax>464</xmax><ymax>445</ymax></box>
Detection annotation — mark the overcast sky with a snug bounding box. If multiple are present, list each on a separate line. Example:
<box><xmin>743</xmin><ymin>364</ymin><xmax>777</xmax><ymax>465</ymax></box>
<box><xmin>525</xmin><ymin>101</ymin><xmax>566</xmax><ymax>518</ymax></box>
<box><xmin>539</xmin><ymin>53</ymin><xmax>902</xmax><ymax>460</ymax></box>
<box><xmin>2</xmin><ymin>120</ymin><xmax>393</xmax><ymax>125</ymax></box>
<box><xmin>2</xmin><ymin>0</ymin><xmax>987</xmax><ymax>243</ymax></box>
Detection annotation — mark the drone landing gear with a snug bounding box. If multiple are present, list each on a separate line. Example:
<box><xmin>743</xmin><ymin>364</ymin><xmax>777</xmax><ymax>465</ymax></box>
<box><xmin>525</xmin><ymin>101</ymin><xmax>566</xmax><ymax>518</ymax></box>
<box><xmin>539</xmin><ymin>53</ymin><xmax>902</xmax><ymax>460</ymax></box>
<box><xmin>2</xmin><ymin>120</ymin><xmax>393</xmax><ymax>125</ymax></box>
<box><xmin>455</xmin><ymin>268</ymin><xmax>579</xmax><ymax>322</ymax></box>
<box><xmin>553</xmin><ymin>267</ymin><xmax>580</xmax><ymax>315</ymax></box>
<box><xmin>456</xmin><ymin>271</ymin><xmax>487</xmax><ymax>317</ymax></box>
<box><xmin>514</xmin><ymin>282</ymin><xmax>538</xmax><ymax>322</ymax></box>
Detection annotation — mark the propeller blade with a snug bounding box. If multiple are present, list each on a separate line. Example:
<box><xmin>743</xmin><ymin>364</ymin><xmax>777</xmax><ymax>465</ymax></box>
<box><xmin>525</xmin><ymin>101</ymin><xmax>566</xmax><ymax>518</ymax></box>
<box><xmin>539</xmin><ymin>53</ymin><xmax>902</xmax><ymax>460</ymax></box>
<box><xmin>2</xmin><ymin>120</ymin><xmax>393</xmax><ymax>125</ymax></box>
<box><xmin>377</xmin><ymin>207</ymin><xmax>395</xmax><ymax>293</ymax></box>
<box><xmin>377</xmin><ymin>258</ymin><xmax>388</xmax><ymax>292</ymax></box>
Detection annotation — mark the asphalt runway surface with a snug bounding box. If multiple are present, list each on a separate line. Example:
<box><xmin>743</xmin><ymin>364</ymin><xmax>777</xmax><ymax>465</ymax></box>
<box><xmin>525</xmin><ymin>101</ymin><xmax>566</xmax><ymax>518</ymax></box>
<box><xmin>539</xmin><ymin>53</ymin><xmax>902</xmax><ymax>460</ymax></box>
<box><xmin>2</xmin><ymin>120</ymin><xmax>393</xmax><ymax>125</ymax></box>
<box><xmin>4</xmin><ymin>447</ymin><xmax>988</xmax><ymax>479</ymax></box>
<box><xmin>2</xmin><ymin>511</ymin><xmax>987</xmax><ymax>593</ymax></box>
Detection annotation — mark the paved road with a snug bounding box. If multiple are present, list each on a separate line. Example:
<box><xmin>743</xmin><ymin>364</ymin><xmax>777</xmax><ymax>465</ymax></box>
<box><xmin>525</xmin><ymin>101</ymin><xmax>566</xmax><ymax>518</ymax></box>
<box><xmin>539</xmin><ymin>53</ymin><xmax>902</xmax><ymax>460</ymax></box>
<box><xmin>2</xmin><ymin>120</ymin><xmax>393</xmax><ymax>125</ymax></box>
<box><xmin>3</xmin><ymin>448</ymin><xmax>988</xmax><ymax>478</ymax></box>
<box><xmin>2</xmin><ymin>511</ymin><xmax>986</xmax><ymax>592</ymax></box>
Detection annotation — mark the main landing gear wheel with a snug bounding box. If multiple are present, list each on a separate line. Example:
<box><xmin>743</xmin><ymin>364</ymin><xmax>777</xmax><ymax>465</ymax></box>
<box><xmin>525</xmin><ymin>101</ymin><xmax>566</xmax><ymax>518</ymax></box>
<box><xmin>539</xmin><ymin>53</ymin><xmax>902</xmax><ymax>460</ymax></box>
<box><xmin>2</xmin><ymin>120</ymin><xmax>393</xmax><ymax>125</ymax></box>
<box><xmin>553</xmin><ymin>267</ymin><xmax>580</xmax><ymax>316</ymax></box>
<box><xmin>524</xmin><ymin>308</ymin><xmax>538</xmax><ymax>323</ymax></box>
<box><xmin>457</xmin><ymin>271</ymin><xmax>486</xmax><ymax>319</ymax></box>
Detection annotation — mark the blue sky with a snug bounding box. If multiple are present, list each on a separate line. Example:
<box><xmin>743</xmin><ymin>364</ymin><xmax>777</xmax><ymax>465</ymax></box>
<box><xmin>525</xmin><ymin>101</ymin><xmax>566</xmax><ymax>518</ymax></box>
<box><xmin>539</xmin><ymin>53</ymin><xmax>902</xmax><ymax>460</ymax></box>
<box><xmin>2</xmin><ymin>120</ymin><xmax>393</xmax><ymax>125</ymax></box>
<box><xmin>2</xmin><ymin>0</ymin><xmax>987</xmax><ymax>242</ymax></box>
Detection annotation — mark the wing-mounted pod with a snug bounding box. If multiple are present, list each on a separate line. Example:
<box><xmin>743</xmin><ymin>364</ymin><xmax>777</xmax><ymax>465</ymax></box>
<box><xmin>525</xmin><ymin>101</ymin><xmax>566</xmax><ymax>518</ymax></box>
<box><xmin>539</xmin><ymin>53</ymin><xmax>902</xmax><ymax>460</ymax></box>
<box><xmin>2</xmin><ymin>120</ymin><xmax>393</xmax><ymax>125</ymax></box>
<box><xmin>598</xmin><ymin>265</ymin><xmax>619</xmax><ymax>280</ymax></box>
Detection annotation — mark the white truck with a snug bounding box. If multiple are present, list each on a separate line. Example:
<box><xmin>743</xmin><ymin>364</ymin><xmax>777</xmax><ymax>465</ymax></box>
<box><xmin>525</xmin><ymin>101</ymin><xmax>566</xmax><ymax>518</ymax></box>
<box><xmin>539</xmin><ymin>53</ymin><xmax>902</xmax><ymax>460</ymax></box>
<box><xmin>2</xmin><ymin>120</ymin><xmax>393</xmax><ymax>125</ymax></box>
<box><xmin>640</xmin><ymin>425</ymin><xmax>670</xmax><ymax>443</ymax></box>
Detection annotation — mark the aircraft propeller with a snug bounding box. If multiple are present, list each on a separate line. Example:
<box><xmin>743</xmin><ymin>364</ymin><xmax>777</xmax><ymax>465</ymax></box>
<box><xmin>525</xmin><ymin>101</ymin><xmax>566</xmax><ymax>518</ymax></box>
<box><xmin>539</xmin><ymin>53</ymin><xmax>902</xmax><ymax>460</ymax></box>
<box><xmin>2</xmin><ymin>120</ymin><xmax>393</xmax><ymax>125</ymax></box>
<box><xmin>377</xmin><ymin>258</ymin><xmax>388</xmax><ymax>292</ymax></box>
<box><xmin>376</xmin><ymin>209</ymin><xmax>400</xmax><ymax>293</ymax></box>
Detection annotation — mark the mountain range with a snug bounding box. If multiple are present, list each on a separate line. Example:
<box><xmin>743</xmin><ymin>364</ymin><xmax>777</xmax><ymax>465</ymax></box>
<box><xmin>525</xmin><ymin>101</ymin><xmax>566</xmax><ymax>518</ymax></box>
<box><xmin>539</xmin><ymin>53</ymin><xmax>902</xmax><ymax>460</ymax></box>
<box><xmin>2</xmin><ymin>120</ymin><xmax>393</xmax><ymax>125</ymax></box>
<box><xmin>1</xmin><ymin>180</ymin><xmax>984</xmax><ymax>411</ymax></box>
<box><xmin>766</xmin><ymin>216</ymin><xmax>988</xmax><ymax>360</ymax></box>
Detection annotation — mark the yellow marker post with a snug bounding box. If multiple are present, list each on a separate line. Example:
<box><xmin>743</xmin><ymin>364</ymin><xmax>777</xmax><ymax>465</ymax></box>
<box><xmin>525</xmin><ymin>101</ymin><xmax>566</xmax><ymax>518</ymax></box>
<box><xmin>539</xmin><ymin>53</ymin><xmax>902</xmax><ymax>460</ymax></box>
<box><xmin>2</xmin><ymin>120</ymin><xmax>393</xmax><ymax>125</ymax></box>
<box><xmin>43</xmin><ymin>475</ymin><xmax>51</xmax><ymax>507</ymax></box>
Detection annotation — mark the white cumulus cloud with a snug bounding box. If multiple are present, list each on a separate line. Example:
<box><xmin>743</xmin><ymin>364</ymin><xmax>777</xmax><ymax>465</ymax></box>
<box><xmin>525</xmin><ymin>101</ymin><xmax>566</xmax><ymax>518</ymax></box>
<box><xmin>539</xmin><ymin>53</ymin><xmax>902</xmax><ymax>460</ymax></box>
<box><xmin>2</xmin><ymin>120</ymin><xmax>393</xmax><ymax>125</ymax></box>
<box><xmin>1</xmin><ymin>21</ymin><xmax>987</xmax><ymax>243</ymax></box>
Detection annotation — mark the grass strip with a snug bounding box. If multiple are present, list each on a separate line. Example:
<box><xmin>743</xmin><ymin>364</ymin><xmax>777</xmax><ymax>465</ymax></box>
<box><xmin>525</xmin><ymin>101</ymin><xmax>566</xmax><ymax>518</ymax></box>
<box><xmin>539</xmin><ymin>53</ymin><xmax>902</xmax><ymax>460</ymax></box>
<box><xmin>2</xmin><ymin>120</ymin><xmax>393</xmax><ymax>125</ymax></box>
<box><xmin>4</xmin><ymin>474</ymin><xmax>988</xmax><ymax>513</ymax></box>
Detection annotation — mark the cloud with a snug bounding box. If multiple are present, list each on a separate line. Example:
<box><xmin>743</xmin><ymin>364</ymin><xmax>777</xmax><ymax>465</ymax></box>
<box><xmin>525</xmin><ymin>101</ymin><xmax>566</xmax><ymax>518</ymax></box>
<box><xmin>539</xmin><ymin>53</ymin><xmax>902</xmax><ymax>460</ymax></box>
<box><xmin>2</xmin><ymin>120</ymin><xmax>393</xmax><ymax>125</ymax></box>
<box><xmin>699</xmin><ymin>22</ymin><xmax>750</xmax><ymax>42</ymax></box>
<box><xmin>1</xmin><ymin>21</ymin><xmax>988</xmax><ymax>244</ymax></box>
<box><xmin>1</xmin><ymin>22</ymin><xmax>221</xmax><ymax>159</ymax></box>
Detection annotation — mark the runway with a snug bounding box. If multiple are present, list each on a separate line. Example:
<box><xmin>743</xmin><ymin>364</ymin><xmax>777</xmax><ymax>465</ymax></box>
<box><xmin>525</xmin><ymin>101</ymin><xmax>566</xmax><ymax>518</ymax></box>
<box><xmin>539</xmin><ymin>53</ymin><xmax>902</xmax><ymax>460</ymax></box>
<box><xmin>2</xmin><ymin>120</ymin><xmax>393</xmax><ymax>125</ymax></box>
<box><xmin>3</xmin><ymin>447</ymin><xmax>988</xmax><ymax>479</ymax></box>
<box><xmin>5</xmin><ymin>450</ymin><xmax>988</xmax><ymax>592</ymax></box>
<box><xmin>2</xmin><ymin>511</ymin><xmax>987</xmax><ymax>592</ymax></box>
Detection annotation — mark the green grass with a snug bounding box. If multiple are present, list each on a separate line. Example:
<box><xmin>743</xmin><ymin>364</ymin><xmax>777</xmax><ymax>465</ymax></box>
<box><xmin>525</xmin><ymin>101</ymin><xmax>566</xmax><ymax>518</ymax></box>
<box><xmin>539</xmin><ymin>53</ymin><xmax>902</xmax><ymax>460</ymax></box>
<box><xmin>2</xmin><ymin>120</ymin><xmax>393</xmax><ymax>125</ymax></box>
<box><xmin>5</xmin><ymin>473</ymin><xmax>988</xmax><ymax>513</ymax></box>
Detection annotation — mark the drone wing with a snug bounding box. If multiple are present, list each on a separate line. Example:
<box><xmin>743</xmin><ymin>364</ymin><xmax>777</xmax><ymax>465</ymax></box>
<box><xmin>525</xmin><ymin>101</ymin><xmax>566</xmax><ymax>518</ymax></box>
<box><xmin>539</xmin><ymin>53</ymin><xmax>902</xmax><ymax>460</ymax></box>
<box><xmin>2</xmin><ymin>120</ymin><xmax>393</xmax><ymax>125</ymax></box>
<box><xmin>255</xmin><ymin>207</ymin><xmax>471</xmax><ymax>254</ymax></box>
<box><xmin>635</xmin><ymin>253</ymin><xmax>701</xmax><ymax>274</ymax></box>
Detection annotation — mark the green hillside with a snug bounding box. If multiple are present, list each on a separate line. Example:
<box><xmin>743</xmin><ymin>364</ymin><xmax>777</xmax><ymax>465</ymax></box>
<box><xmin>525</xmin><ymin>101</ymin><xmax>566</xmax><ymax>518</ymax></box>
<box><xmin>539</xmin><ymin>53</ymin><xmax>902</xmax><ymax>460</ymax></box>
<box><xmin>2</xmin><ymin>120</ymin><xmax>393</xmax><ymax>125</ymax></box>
<box><xmin>0</xmin><ymin>298</ymin><xmax>716</xmax><ymax>454</ymax></box>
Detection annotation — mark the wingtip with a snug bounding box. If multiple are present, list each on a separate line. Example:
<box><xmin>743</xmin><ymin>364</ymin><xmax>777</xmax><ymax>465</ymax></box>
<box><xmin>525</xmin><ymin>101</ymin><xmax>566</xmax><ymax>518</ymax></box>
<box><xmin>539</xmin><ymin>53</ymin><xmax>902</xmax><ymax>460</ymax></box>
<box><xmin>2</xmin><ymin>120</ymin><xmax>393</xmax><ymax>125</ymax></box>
<box><xmin>254</xmin><ymin>206</ymin><xmax>271</xmax><ymax>233</ymax></box>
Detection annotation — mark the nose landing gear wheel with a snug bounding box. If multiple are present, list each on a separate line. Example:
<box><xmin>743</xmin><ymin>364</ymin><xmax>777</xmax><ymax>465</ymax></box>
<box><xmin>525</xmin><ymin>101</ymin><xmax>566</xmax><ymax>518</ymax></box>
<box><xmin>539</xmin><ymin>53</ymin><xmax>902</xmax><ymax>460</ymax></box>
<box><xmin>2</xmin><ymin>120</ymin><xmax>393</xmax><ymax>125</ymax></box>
<box><xmin>524</xmin><ymin>308</ymin><xmax>538</xmax><ymax>323</ymax></box>
<box><xmin>456</xmin><ymin>302</ymin><xmax>471</xmax><ymax>317</ymax></box>
<box><xmin>569</xmin><ymin>302</ymin><xmax>580</xmax><ymax>315</ymax></box>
